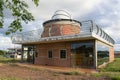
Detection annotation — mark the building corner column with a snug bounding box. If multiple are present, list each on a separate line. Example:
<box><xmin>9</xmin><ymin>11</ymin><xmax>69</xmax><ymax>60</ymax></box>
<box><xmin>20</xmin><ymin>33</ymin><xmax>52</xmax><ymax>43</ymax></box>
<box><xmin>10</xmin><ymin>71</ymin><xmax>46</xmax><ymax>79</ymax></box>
<box><xmin>94</xmin><ymin>40</ymin><xmax>97</xmax><ymax>69</ymax></box>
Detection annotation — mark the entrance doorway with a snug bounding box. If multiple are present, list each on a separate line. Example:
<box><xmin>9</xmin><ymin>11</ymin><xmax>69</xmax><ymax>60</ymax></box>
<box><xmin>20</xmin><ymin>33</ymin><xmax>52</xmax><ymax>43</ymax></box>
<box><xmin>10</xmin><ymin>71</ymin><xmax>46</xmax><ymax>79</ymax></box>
<box><xmin>22</xmin><ymin>46</ymin><xmax>37</xmax><ymax>64</ymax></box>
<box><xmin>71</xmin><ymin>42</ymin><xmax>94</xmax><ymax>68</ymax></box>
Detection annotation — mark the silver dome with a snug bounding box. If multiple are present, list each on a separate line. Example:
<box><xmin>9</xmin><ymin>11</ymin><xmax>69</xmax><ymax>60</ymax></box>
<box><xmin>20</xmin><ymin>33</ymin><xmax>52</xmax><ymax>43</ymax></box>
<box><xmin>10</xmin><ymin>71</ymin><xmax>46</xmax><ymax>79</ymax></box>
<box><xmin>52</xmin><ymin>10</ymin><xmax>71</xmax><ymax>19</ymax></box>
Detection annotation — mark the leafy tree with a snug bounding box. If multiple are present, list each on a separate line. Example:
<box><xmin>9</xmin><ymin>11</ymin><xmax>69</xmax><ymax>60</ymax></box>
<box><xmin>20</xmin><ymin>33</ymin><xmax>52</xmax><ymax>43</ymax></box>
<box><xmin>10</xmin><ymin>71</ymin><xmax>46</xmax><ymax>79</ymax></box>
<box><xmin>0</xmin><ymin>50</ymin><xmax>7</xmax><ymax>55</ymax></box>
<box><xmin>0</xmin><ymin>0</ymin><xmax>39</xmax><ymax>35</ymax></box>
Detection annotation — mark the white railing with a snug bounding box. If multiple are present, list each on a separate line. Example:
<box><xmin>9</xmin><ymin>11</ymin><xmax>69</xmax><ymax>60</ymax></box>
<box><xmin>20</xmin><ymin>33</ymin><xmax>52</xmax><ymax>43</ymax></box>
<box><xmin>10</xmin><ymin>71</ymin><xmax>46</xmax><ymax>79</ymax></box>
<box><xmin>12</xmin><ymin>29</ymin><xmax>43</xmax><ymax>43</ymax></box>
<box><xmin>11</xmin><ymin>20</ymin><xmax>115</xmax><ymax>44</ymax></box>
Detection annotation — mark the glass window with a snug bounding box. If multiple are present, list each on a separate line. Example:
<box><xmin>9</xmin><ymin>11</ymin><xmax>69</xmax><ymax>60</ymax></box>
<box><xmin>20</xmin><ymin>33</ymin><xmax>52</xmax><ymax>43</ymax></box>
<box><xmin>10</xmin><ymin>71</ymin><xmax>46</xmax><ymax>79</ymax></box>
<box><xmin>97</xmin><ymin>42</ymin><xmax>109</xmax><ymax>66</ymax></box>
<box><xmin>48</xmin><ymin>50</ymin><xmax>52</xmax><ymax>58</ymax></box>
<box><xmin>60</xmin><ymin>50</ymin><xmax>66</xmax><ymax>59</ymax></box>
<box><xmin>71</xmin><ymin>41</ymin><xmax>94</xmax><ymax>67</ymax></box>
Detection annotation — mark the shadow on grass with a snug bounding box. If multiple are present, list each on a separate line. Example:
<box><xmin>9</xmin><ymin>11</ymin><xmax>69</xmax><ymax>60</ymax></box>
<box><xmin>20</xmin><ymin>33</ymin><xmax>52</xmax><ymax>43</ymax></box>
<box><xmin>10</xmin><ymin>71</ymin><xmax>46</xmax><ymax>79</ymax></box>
<box><xmin>60</xmin><ymin>70</ymin><xmax>82</xmax><ymax>75</ymax></box>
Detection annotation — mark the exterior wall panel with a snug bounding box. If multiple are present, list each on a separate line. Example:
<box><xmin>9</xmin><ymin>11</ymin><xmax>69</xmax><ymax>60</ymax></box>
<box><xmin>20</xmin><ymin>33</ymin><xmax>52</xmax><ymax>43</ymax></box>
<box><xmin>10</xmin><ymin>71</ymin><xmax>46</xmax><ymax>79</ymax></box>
<box><xmin>34</xmin><ymin>42</ymin><xmax>71</xmax><ymax>67</ymax></box>
<box><xmin>34</xmin><ymin>40</ymin><xmax>96</xmax><ymax>68</ymax></box>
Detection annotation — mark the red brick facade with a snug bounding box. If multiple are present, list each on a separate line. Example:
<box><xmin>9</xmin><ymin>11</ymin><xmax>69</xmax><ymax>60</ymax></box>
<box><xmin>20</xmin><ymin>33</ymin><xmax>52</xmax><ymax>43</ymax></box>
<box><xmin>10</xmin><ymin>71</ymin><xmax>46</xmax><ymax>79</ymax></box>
<box><xmin>109</xmin><ymin>47</ymin><xmax>114</xmax><ymax>62</ymax></box>
<box><xmin>18</xmin><ymin>11</ymin><xmax>115</xmax><ymax>69</ymax></box>
<box><xmin>22</xmin><ymin>19</ymin><xmax>114</xmax><ymax>68</ymax></box>
<box><xmin>35</xmin><ymin>42</ymin><xmax>71</xmax><ymax>67</ymax></box>
<box><xmin>22</xmin><ymin>39</ymin><xmax>114</xmax><ymax>68</ymax></box>
<box><xmin>41</xmin><ymin>20</ymin><xmax>80</xmax><ymax>37</ymax></box>
<box><xmin>33</xmin><ymin>41</ymin><xmax>114</xmax><ymax>68</ymax></box>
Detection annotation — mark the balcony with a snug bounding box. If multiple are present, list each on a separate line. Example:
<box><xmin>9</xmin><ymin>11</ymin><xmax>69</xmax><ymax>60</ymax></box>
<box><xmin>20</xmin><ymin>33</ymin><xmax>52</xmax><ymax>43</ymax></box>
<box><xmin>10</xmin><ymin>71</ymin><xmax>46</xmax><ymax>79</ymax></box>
<box><xmin>11</xmin><ymin>20</ymin><xmax>115</xmax><ymax>45</ymax></box>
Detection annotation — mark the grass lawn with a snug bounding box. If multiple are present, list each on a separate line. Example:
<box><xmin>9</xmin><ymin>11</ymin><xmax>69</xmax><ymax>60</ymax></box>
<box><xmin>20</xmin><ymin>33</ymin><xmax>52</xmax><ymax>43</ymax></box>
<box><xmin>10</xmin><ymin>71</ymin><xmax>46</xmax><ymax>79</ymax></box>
<box><xmin>93</xmin><ymin>58</ymin><xmax>120</xmax><ymax>80</ymax></box>
<box><xmin>0</xmin><ymin>55</ymin><xmax>20</xmax><ymax>63</ymax></box>
<box><xmin>101</xmin><ymin>58</ymin><xmax>120</xmax><ymax>72</ymax></box>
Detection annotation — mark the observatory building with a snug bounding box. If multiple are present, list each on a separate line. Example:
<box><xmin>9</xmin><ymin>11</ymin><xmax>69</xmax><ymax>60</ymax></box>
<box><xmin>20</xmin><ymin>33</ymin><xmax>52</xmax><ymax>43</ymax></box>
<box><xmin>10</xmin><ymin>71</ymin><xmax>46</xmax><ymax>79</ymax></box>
<box><xmin>12</xmin><ymin>10</ymin><xmax>115</xmax><ymax>68</ymax></box>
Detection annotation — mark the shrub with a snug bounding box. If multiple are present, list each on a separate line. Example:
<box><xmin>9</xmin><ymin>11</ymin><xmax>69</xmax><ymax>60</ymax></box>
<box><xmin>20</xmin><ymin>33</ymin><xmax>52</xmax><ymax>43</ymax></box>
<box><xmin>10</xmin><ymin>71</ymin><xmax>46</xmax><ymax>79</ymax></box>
<box><xmin>0</xmin><ymin>50</ymin><xmax>7</xmax><ymax>56</ymax></box>
<box><xmin>62</xmin><ymin>70</ymin><xmax>81</xmax><ymax>75</ymax></box>
<box><xmin>111</xmin><ymin>76</ymin><xmax>120</xmax><ymax>80</ymax></box>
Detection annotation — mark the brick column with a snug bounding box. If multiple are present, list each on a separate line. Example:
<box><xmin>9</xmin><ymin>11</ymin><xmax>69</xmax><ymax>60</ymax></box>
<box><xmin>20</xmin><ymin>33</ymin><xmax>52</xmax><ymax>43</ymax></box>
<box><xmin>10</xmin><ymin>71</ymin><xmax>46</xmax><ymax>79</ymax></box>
<box><xmin>109</xmin><ymin>47</ymin><xmax>114</xmax><ymax>62</ymax></box>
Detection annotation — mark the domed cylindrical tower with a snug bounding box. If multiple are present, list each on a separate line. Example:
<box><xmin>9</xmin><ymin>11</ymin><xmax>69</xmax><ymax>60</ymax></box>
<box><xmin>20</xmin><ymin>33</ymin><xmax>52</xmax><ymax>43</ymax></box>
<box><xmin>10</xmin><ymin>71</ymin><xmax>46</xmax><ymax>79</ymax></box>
<box><xmin>41</xmin><ymin>10</ymin><xmax>81</xmax><ymax>38</ymax></box>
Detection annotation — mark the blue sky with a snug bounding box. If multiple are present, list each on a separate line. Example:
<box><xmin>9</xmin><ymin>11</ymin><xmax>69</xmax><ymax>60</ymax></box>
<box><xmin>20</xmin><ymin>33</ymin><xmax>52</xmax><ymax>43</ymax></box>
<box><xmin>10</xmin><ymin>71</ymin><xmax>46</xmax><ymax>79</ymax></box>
<box><xmin>0</xmin><ymin>0</ymin><xmax>120</xmax><ymax>50</ymax></box>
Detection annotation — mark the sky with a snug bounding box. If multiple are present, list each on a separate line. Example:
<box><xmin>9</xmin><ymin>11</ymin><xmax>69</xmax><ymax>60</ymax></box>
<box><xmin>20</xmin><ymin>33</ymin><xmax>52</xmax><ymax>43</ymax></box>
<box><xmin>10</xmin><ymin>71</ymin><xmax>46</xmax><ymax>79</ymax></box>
<box><xmin>0</xmin><ymin>0</ymin><xmax>120</xmax><ymax>51</ymax></box>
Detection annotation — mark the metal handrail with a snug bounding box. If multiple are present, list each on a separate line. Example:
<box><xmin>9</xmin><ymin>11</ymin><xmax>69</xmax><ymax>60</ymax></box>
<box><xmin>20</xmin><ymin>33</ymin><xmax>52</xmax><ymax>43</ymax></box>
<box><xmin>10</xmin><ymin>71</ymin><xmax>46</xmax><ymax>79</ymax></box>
<box><xmin>11</xmin><ymin>21</ymin><xmax>115</xmax><ymax>44</ymax></box>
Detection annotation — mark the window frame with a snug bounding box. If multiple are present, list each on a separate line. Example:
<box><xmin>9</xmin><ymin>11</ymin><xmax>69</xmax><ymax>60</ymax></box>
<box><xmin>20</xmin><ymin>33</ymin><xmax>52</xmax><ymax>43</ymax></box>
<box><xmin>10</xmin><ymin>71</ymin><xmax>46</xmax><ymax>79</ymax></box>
<box><xmin>48</xmin><ymin>50</ymin><xmax>53</xmax><ymax>59</ymax></box>
<box><xmin>59</xmin><ymin>49</ymin><xmax>67</xmax><ymax>59</ymax></box>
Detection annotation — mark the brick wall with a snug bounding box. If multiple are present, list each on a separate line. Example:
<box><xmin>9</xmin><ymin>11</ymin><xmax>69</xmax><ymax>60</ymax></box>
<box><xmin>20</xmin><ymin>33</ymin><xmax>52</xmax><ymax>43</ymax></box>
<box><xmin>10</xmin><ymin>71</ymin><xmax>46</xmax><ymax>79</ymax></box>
<box><xmin>34</xmin><ymin>42</ymin><xmax>71</xmax><ymax>67</ymax></box>
<box><xmin>41</xmin><ymin>20</ymin><xmax>80</xmax><ymax>38</ymax></box>
<box><xmin>62</xmin><ymin>25</ymin><xmax>80</xmax><ymax>35</ymax></box>
<box><xmin>109</xmin><ymin>47</ymin><xmax>114</xmax><ymax>62</ymax></box>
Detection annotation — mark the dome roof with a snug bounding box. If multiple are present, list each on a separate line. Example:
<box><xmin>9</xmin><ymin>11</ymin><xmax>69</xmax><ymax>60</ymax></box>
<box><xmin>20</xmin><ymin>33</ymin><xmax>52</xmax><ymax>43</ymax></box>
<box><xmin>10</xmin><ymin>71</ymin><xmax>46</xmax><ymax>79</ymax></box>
<box><xmin>52</xmin><ymin>10</ymin><xmax>71</xmax><ymax>19</ymax></box>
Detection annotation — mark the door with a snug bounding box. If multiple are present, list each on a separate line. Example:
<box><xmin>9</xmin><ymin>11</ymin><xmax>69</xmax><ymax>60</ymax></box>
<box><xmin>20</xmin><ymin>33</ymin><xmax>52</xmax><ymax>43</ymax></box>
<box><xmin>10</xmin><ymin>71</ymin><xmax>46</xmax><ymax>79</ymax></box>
<box><xmin>22</xmin><ymin>46</ymin><xmax>37</xmax><ymax>64</ymax></box>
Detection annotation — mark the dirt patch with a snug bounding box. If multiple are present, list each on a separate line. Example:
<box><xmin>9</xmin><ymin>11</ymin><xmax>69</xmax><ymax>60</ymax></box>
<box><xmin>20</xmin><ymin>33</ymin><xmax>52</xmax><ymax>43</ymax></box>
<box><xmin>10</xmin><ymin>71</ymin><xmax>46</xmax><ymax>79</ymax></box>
<box><xmin>0</xmin><ymin>63</ymin><xmax>111</xmax><ymax>80</ymax></box>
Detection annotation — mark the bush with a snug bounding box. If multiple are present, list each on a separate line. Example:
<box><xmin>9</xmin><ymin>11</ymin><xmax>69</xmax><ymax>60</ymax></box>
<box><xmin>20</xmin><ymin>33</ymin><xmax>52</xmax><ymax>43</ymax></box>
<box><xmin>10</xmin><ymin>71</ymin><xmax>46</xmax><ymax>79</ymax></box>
<box><xmin>111</xmin><ymin>76</ymin><xmax>120</xmax><ymax>80</ymax></box>
<box><xmin>0</xmin><ymin>50</ymin><xmax>7</xmax><ymax>56</ymax></box>
<box><xmin>62</xmin><ymin>70</ymin><xmax>81</xmax><ymax>75</ymax></box>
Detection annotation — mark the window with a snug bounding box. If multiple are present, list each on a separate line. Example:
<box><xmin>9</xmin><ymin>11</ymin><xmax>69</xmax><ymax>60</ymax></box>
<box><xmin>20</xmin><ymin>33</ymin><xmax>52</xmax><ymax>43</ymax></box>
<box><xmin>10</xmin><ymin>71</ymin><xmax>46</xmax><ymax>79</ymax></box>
<box><xmin>60</xmin><ymin>50</ymin><xmax>66</xmax><ymax>59</ymax></box>
<box><xmin>97</xmin><ymin>42</ymin><xmax>109</xmax><ymax>66</ymax></box>
<box><xmin>71</xmin><ymin>41</ymin><xmax>94</xmax><ymax>67</ymax></box>
<box><xmin>48</xmin><ymin>50</ymin><xmax>52</xmax><ymax>58</ymax></box>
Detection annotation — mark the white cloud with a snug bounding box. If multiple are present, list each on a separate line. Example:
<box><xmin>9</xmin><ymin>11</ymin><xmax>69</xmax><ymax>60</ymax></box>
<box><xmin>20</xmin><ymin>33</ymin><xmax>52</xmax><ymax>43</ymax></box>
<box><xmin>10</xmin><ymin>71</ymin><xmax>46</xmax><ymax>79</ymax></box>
<box><xmin>0</xmin><ymin>0</ymin><xmax>120</xmax><ymax>51</ymax></box>
<box><xmin>115</xmin><ymin>44</ymin><xmax>120</xmax><ymax>51</ymax></box>
<box><xmin>22</xmin><ymin>19</ymin><xmax>43</xmax><ymax>32</ymax></box>
<box><xmin>0</xmin><ymin>36</ymin><xmax>14</xmax><ymax>50</ymax></box>
<box><xmin>104</xmin><ymin>20</ymin><xmax>120</xmax><ymax>44</ymax></box>
<box><xmin>0</xmin><ymin>35</ymin><xmax>21</xmax><ymax>50</ymax></box>
<box><xmin>26</xmin><ymin>0</ymin><xmax>104</xmax><ymax>20</ymax></box>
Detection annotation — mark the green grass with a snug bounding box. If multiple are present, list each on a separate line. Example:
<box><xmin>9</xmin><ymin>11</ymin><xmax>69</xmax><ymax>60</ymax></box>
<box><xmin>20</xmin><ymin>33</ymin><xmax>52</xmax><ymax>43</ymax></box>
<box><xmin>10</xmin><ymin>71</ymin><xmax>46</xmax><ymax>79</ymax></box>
<box><xmin>102</xmin><ymin>72</ymin><xmax>120</xmax><ymax>80</ymax></box>
<box><xmin>100</xmin><ymin>58</ymin><xmax>120</xmax><ymax>72</ymax></box>
<box><xmin>0</xmin><ymin>50</ymin><xmax>20</xmax><ymax>64</ymax></box>
<box><xmin>29</xmin><ymin>67</ymin><xmax>41</xmax><ymax>71</ymax></box>
<box><xmin>62</xmin><ymin>70</ymin><xmax>81</xmax><ymax>75</ymax></box>
<box><xmin>0</xmin><ymin>77</ymin><xmax>20</xmax><ymax>80</ymax></box>
<box><xmin>0</xmin><ymin>50</ymin><xmax>7</xmax><ymax>56</ymax></box>
<box><xmin>96</xmin><ymin>58</ymin><xmax>120</xmax><ymax>79</ymax></box>
<box><xmin>0</xmin><ymin>55</ymin><xmax>21</xmax><ymax>64</ymax></box>
<box><xmin>97</xmin><ymin>57</ymin><xmax>109</xmax><ymax>66</ymax></box>
<box><xmin>91</xmin><ymin>73</ymin><xmax>103</xmax><ymax>77</ymax></box>
<box><xmin>0</xmin><ymin>77</ymin><xmax>30</xmax><ymax>80</ymax></box>
<box><xmin>111</xmin><ymin>76</ymin><xmax>120</xmax><ymax>80</ymax></box>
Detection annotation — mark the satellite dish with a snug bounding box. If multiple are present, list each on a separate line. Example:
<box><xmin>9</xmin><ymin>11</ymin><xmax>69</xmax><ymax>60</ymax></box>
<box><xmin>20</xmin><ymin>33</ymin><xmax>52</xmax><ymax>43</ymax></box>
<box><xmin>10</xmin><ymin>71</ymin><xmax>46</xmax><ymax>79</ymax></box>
<box><xmin>52</xmin><ymin>10</ymin><xmax>71</xmax><ymax>19</ymax></box>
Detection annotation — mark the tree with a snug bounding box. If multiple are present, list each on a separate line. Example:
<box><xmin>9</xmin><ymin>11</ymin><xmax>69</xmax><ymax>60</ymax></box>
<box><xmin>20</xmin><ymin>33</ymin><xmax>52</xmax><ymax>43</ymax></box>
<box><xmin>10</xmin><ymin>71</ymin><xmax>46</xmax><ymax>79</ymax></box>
<box><xmin>0</xmin><ymin>0</ymin><xmax>39</xmax><ymax>35</ymax></box>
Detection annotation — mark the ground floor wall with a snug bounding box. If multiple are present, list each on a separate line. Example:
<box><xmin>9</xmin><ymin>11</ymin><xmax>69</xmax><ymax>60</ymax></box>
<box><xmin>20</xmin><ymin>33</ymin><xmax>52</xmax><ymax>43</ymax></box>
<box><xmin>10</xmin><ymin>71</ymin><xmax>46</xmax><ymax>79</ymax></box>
<box><xmin>35</xmin><ymin>42</ymin><xmax>71</xmax><ymax>67</ymax></box>
<box><xmin>34</xmin><ymin>40</ymin><xmax>95</xmax><ymax>68</ymax></box>
<box><xmin>21</xmin><ymin>39</ymin><xmax>114</xmax><ymax>69</ymax></box>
